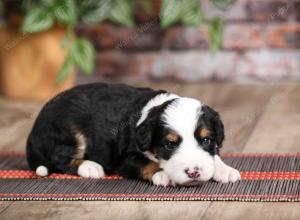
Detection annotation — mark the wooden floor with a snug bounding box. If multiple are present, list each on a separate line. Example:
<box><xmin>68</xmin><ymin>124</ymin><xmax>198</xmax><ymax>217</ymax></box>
<box><xmin>0</xmin><ymin>82</ymin><xmax>300</xmax><ymax>220</ymax></box>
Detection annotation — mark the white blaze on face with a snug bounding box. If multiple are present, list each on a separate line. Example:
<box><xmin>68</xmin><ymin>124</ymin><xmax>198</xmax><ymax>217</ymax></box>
<box><xmin>159</xmin><ymin>97</ymin><xmax>215</xmax><ymax>185</ymax></box>
<box><xmin>136</xmin><ymin>93</ymin><xmax>179</xmax><ymax>127</ymax></box>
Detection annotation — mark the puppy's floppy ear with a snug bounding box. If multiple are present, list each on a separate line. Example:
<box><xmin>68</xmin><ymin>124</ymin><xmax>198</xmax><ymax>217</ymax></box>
<box><xmin>214</xmin><ymin>114</ymin><xmax>225</xmax><ymax>148</ymax></box>
<box><xmin>135</xmin><ymin>99</ymin><xmax>175</xmax><ymax>152</ymax></box>
<box><xmin>135</xmin><ymin>120</ymin><xmax>154</xmax><ymax>152</ymax></box>
<box><xmin>202</xmin><ymin>105</ymin><xmax>225</xmax><ymax>148</ymax></box>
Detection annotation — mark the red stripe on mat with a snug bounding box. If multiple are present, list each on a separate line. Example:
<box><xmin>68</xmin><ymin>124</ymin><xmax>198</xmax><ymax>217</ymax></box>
<box><xmin>0</xmin><ymin>193</ymin><xmax>299</xmax><ymax>199</ymax></box>
<box><xmin>0</xmin><ymin>170</ymin><xmax>122</xmax><ymax>179</ymax></box>
<box><xmin>1</xmin><ymin>170</ymin><xmax>300</xmax><ymax>180</ymax></box>
<box><xmin>1</xmin><ymin>152</ymin><xmax>300</xmax><ymax>158</ymax></box>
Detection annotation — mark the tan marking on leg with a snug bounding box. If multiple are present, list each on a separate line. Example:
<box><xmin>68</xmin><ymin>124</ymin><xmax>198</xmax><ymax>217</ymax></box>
<box><xmin>142</xmin><ymin>161</ymin><xmax>161</xmax><ymax>181</ymax></box>
<box><xmin>70</xmin><ymin>159</ymin><xmax>84</xmax><ymax>166</ymax></box>
<box><xmin>70</xmin><ymin>128</ymin><xmax>87</xmax><ymax>167</ymax></box>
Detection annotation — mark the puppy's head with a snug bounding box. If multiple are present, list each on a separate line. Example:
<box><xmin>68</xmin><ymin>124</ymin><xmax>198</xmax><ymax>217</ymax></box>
<box><xmin>135</xmin><ymin>96</ymin><xmax>224</xmax><ymax>185</ymax></box>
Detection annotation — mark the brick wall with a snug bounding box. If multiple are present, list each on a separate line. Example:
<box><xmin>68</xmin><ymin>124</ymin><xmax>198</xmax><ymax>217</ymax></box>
<box><xmin>77</xmin><ymin>0</ymin><xmax>300</xmax><ymax>82</ymax></box>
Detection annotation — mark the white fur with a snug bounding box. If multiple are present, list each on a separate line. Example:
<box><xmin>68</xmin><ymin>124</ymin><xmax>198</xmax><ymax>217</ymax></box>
<box><xmin>213</xmin><ymin>155</ymin><xmax>241</xmax><ymax>183</ymax></box>
<box><xmin>159</xmin><ymin>98</ymin><xmax>215</xmax><ymax>185</ymax></box>
<box><xmin>73</xmin><ymin>130</ymin><xmax>87</xmax><ymax>160</ymax></box>
<box><xmin>152</xmin><ymin>170</ymin><xmax>171</xmax><ymax>187</ymax></box>
<box><xmin>36</xmin><ymin>165</ymin><xmax>48</xmax><ymax>177</ymax></box>
<box><xmin>143</xmin><ymin>151</ymin><xmax>159</xmax><ymax>163</ymax></box>
<box><xmin>136</xmin><ymin>93</ymin><xmax>179</xmax><ymax>126</ymax></box>
<box><xmin>162</xmin><ymin>97</ymin><xmax>202</xmax><ymax>136</ymax></box>
<box><xmin>78</xmin><ymin>160</ymin><xmax>105</xmax><ymax>178</ymax></box>
<box><xmin>137</xmin><ymin>95</ymin><xmax>240</xmax><ymax>185</ymax></box>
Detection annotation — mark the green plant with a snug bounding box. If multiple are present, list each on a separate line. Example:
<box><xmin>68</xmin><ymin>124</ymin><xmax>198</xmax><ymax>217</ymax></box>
<box><xmin>159</xmin><ymin>0</ymin><xmax>231</xmax><ymax>53</ymax></box>
<box><xmin>0</xmin><ymin>0</ymin><xmax>233</xmax><ymax>83</ymax></box>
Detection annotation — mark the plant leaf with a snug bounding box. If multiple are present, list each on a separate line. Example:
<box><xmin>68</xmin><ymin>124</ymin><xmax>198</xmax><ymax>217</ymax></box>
<box><xmin>160</xmin><ymin>0</ymin><xmax>182</xmax><ymax>28</ymax></box>
<box><xmin>209</xmin><ymin>17</ymin><xmax>223</xmax><ymax>54</ymax></box>
<box><xmin>109</xmin><ymin>0</ymin><xmax>134</xmax><ymax>27</ymax></box>
<box><xmin>55</xmin><ymin>54</ymin><xmax>74</xmax><ymax>84</ymax></box>
<box><xmin>70</xmin><ymin>38</ymin><xmax>95</xmax><ymax>75</ymax></box>
<box><xmin>61</xmin><ymin>30</ymin><xmax>75</xmax><ymax>49</ymax></box>
<box><xmin>79</xmin><ymin>0</ymin><xmax>112</xmax><ymax>24</ymax></box>
<box><xmin>53</xmin><ymin>0</ymin><xmax>77</xmax><ymax>26</ymax></box>
<box><xmin>21</xmin><ymin>6</ymin><xmax>54</xmax><ymax>33</ymax></box>
<box><xmin>41</xmin><ymin>0</ymin><xmax>56</xmax><ymax>7</ymax></box>
<box><xmin>180</xmin><ymin>0</ymin><xmax>203</xmax><ymax>26</ymax></box>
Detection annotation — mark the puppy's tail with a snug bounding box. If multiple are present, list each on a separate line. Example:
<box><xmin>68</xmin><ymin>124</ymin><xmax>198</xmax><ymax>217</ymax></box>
<box><xmin>35</xmin><ymin>165</ymin><xmax>49</xmax><ymax>177</ymax></box>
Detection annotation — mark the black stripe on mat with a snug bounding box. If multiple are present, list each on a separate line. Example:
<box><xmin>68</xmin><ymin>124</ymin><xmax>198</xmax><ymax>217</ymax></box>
<box><xmin>0</xmin><ymin>178</ymin><xmax>300</xmax><ymax>201</ymax></box>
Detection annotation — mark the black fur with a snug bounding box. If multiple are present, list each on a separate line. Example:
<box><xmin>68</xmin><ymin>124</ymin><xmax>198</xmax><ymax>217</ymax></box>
<box><xmin>134</xmin><ymin>99</ymin><xmax>176</xmax><ymax>152</ymax></box>
<box><xmin>152</xmin><ymin>126</ymin><xmax>183</xmax><ymax>160</ymax></box>
<box><xmin>194</xmin><ymin>105</ymin><xmax>225</xmax><ymax>155</ymax></box>
<box><xmin>27</xmin><ymin>83</ymin><xmax>167</xmax><ymax>179</ymax></box>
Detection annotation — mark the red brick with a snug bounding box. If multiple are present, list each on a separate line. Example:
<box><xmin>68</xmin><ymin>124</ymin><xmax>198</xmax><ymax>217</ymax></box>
<box><xmin>164</xmin><ymin>26</ymin><xmax>209</xmax><ymax>50</ymax></box>
<box><xmin>204</xmin><ymin>0</ymin><xmax>292</xmax><ymax>22</ymax></box>
<box><xmin>294</xmin><ymin>1</ymin><xmax>300</xmax><ymax>20</ymax></box>
<box><xmin>95</xmin><ymin>51</ymin><xmax>239</xmax><ymax>81</ymax></box>
<box><xmin>238</xmin><ymin>50</ymin><xmax>300</xmax><ymax>81</ymax></box>
<box><xmin>246</xmin><ymin>0</ymin><xmax>289</xmax><ymax>21</ymax></box>
<box><xmin>76</xmin><ymin>21</ymin><xmax>163</xmax><ymax>51</ymax></box>
<box><xmin>133</xmin><ymin>0</ymin><xmax>161</xmax><ymax>24</ymax></box>
<box><xmin>223</xmin><ymin>24</ymin><xmax>263</xmax><ymax>49</ymax></box>
<box><xmin>93</xmin><ymin>50</ymin><xmax>300</xmax><ymax>82</ymax></box>
<box><xmin>202</xmin><ymin>0</ymin><xmax>249</xmax><ymax>21</ymax></box>
<box><xmin>266</xmin><ymin>24</ymin><xmax>300</xmax><ymax>48</ymax></box>
<box><xmin>163</xmin><ymin>24</ymin><xmax>264</xmax><ymax>50</ymax></box>
<box><xmin>76</xmin><ymin>24</ymin><xmax>129</xmax><ymax>50</ymax></box>
<box><xmin>95</xmin><ymin>52</ymin><xmax>158</xmax><ymax>78</ymax></box>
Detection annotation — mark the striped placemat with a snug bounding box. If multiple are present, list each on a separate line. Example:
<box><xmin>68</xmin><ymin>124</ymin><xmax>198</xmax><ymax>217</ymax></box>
<box><xmin>0</xmin><ymin>152</ymin><xmax>300</xmax><ymax>201</ymax></box>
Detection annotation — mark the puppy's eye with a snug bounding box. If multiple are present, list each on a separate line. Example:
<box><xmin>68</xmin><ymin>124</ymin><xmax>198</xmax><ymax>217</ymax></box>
<box><xmin>164</xmin><ymin>141</ymin><xmax>177</xmax><ymax>150</ymax></box>
<box><xmin>201</xmin><ymin>138</ymin><xmax>211</xmax><ymax>147</ymax></box>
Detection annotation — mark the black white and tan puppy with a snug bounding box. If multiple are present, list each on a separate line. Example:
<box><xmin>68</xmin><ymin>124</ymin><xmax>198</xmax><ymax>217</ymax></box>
<box><xmin>26</xmin><ymin>83</ymin><xmax>241</xmax><ymax>186</ymax></box>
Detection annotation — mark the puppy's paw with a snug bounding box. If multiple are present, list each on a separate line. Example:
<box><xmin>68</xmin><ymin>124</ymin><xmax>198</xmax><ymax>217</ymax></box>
<box><xmin>213</xmin><ymin>165</ymin><xmax>241</xmax><ymax>183</ymax></box>
<box><xmin>152</xmin><ymin>170</ymin><xmax>171</xmax><ymax>187</ymax></box>
<box><xmin>78</xmin><ymin>160</ymin><xmax>105</xmax><ymax>178</ymax></box>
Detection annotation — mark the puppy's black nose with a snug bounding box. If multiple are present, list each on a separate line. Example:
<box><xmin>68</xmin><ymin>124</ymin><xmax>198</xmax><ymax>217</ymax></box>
<box><xmin>184</xmin><ymin>167</ymin><xmax>200</xmax><ymax>179</ymax></box>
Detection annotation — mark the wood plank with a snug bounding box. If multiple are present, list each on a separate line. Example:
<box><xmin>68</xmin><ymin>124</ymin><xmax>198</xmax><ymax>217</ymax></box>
<box><xmin>202</xmin><ymin>84</ymin><xmax>300</xmax><ymax>220</ymax></box>
<box><xmin>199</xmin><ymin>84</ymin><xmax>281</xmax><ymax>220</ymax></box>
<box><xmin>244</xmin><ymin>84</ymin><xmax>300</xmax><ymax>152</ymax></box>
<box><xmin>201</xmin><ymin>202</ymin><xmax>300</xmax><ymax>220</ymax></box>
<box><xmin>0</xmin><ymin>97</ymin><xmax>42</xmax><ymax>152</ymax></box>
<box><xmin>0</xmin><ymin>202</ymin><xmax>13</xmax><ymax>215</ymax></box>
<box><xmin>0</xmin><ymin>201</ymin><xmax>210</xmax><ymax>220</ymax></box>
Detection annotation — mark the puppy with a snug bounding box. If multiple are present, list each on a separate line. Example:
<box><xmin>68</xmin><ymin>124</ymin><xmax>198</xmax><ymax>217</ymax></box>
<box><xmin>26</xmin><ymin>83</ymin><xmax>241</xmax><ymax>186</ymax></box>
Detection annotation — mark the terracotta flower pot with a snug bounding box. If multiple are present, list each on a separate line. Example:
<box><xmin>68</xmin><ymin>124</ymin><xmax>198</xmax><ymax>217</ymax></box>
<box><xmin>0</xmin><ymin>18</ymin><xmax>75</xmax><ymax>101</ymax></box>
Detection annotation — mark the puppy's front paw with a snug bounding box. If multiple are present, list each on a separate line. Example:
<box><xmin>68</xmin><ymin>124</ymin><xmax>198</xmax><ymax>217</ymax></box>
<box><xmin>152</xmin><ymin>170</ymin><xmax>171</xmax><ymax>187</ymax></box>
<box><xmin>213</xmin><ymin>165</ymin><xmax>241</xmax><ymax>183</ymax></box>
<box><xmin>78</xmin><ymin>160</ymin><xmax>105</xmax><ymax>178</ymax></box>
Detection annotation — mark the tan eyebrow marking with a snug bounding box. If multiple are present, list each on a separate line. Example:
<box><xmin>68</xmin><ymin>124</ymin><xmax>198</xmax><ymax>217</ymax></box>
<box><xmin>199</xmin><ymin>128</ymin><xmax>210</xmax><ymax>139</ymax></box>
<box><xmin>166</xmin><ymin>132</ymin><xmax>179</xmax><ymax>142</ymax></box>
